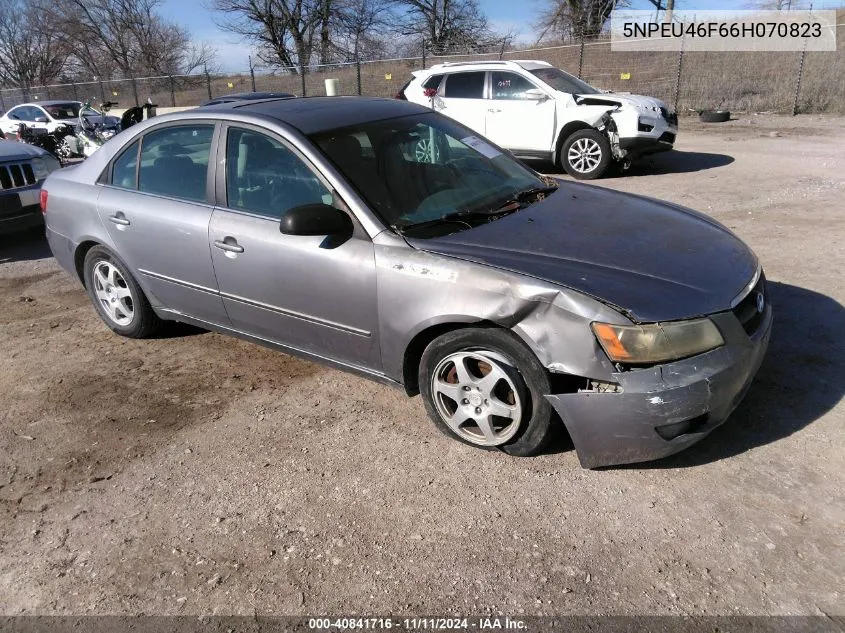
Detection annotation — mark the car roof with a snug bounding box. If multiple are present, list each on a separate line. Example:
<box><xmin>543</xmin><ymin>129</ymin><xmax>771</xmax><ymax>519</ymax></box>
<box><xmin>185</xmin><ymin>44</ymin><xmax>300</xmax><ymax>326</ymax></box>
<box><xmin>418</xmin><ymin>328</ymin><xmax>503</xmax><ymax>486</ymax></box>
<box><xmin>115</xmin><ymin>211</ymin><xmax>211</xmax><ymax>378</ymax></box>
<box><xmin>199</xmin><ymin>96</ymin><xmax>431</xmax><ymax>135</ymax></box>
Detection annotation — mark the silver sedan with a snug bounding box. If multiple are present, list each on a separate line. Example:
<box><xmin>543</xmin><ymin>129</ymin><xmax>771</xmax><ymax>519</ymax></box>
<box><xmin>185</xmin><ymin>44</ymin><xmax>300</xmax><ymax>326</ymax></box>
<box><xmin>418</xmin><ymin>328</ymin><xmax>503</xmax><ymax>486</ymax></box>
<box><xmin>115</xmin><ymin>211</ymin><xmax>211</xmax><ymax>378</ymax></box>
<box><xmin>42</xmin><ymin>97</ymin><xmax>771</xmax><ymax>467</ymax></box>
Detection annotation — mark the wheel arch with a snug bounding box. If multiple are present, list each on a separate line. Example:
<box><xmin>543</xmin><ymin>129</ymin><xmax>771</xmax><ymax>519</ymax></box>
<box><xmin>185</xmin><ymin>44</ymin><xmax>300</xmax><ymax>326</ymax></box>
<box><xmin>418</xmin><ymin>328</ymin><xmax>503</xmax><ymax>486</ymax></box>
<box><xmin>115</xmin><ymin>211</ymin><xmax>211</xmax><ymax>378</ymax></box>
<box><xmin>402</xmin><ymin>319</ymin><xmax>507</xmax><ymax>396</ymax></box>
<box><xmin>74</xmin><ymin>239</ymin><xmax>103</xmax><ymax>284</ymax></box>
<box><xmin>400</xmin><ymin>318</ymin><xmax>559</xmax><ymax>396</ymax></box>
<box><xmin>554</xmin><ymin>120</ymin><xmax>598</xmax><ymax>167</ymax></box>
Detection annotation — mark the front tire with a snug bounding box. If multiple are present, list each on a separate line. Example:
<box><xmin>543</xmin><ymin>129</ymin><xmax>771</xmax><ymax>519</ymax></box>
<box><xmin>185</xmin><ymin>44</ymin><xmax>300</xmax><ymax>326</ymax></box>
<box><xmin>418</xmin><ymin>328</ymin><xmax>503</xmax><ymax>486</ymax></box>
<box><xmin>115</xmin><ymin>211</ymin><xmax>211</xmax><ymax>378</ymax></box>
<box><xmin>561</xmin><ymin>129</ymin><xmax>611</xmax><ymax>180</ymax></box>
<box><xmin>419</xmin><ymin>328</ymin><xmax>556</xmax><ymax>456</ymax></box>
<box><xmin>83</xmin><ymin>246</ymin><xmax>162</xmax><ymax>338</ymax></box>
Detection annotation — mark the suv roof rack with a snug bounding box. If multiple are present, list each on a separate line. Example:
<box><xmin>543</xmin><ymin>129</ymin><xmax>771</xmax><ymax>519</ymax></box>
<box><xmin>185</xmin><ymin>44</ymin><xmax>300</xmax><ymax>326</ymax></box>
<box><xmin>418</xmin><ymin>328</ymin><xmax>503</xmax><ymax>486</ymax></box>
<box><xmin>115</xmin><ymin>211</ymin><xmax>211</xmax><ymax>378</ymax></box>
<box><xmin>428</xmin><ymin>59</ymin><xmax>552</xmax><ymax>71</ymax></box>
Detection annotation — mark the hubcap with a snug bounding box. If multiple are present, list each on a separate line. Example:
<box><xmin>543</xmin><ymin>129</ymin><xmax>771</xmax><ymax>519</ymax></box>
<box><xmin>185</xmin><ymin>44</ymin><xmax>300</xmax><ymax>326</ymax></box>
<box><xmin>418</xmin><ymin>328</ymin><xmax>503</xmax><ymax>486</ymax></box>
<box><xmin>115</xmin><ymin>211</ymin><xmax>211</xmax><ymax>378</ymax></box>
<box><xmin>567</xmin><ymin>138</ymin><xmax>602</xmax><ymax>173</ymax></box>
<box><xmin>92</xmin><ymin>261</ymin><xmax>134</xmax><ymax>326</ymax></box>
<box><xmin>431</xmin><ymin>350</ymin><xmax>523</xmax><ymax>447</ymax></box>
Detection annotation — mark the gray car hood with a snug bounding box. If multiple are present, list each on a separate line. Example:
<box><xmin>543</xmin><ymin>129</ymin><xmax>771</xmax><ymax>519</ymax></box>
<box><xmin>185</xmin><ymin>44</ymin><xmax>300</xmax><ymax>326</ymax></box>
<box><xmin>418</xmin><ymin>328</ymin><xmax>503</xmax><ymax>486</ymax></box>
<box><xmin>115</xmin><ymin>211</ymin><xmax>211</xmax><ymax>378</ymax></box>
<box><xmin>0</xmin><ymin>139</ymin><xmax>49</xmax><ymax>160</ymax></box>
<box><xmin>405</xmin><ymin>182</ymin><xmax>758</xmax><ymax>323</ymax></box>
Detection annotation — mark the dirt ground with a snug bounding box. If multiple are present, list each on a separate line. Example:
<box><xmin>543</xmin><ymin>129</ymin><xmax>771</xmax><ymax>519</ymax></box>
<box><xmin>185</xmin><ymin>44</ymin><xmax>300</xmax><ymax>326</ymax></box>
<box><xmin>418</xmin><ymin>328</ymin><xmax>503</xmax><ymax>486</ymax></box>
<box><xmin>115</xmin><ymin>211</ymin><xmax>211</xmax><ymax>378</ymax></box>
<box><xmin>0</xmin><ymin>114</ymin><xmax>843</xmax><ymax>618</ymax></box>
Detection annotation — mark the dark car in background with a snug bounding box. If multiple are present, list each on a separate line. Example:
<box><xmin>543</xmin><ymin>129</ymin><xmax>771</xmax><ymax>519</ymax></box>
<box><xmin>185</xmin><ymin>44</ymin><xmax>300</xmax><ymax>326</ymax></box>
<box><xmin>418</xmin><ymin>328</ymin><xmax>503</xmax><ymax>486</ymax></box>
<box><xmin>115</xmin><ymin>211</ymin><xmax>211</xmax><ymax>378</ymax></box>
<box><xmin>200</xmin><ymin>91</ymin><xmax>295</xmax><ymax>106</ymax></box>
<box><xmin>0</xmin><ymin>139</ymin><xmax>60</xmax><ymax>234</ymax></box>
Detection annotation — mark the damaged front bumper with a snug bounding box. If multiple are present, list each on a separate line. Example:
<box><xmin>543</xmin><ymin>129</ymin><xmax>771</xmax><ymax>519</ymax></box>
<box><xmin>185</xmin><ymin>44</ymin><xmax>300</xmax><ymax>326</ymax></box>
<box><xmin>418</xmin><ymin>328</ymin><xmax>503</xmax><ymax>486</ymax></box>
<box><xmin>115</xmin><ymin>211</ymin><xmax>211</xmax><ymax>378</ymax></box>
<box><xmin>546</xmin><ymin>306</ymin><xmax>772</xmax><ymax>468</ymax></box>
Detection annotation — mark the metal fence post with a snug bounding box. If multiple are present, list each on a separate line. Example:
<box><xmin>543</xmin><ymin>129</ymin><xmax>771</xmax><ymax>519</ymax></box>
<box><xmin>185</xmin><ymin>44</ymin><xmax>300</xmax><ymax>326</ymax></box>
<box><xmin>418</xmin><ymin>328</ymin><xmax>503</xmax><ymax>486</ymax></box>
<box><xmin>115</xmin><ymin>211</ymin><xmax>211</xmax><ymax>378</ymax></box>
<box><xmin>421</xmin><ymin>40</ymin><xmax>426</xmax><ymax>70</ymax></box>
<box><xmin>300</xmin><ymin>64</ymin><xmax>307</xmax><ymax>97</ymax></box>
<box><xmin>205</xmin><ymin>67</ymin><xmax>213</xmax><ymax>100</ymax></box>
<box><xmin>98</xmin><ymin>79</ymin><xmax>106</xmax><ymax>105</ymax></box>
<box><xmin>71</xmin><ymin>83</ymin><xmax>79</xmax><ymax>101</ymax></box>
<box><xmin>0</xmin><ymin>91</ymin><xmax>5</xmax><ymax>111</ymax></box>
<box><xmin>169</xmin><ymin>75</ymin><xmax>176</xmax><ymax>107</ymax></box>
<box><xmin>673</xmin><ymin>38</ymin><xmax>685</xmax><ymax>113</ymax></box>
<box><xmin>131</xmin><ymin>77</ymin><xmax>140</xmax><ymax>106</ymax></box>
<box><xmin>792</xmin><ymin>38</ymin><xmax>808</xmax><ymax>116</ymax></box>
<box><xmin>577</xmin><ymin>36</ymin><xmax>585</xmax><ymax>79</ymax></box>
<box><xmin>250</xmin><ymin>56</ymin><xmax>257</xmax><ymax>92</ymax></box>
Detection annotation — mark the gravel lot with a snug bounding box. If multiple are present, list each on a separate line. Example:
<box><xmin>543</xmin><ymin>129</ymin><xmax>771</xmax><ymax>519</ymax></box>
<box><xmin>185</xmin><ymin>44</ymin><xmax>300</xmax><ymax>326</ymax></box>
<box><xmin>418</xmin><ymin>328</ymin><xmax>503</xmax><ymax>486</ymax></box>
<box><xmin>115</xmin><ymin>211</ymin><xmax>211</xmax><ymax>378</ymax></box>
<box><xmin>1</xmin><ymin>114</ymin><xmax>843</xmax><ymax>618</ymax></box>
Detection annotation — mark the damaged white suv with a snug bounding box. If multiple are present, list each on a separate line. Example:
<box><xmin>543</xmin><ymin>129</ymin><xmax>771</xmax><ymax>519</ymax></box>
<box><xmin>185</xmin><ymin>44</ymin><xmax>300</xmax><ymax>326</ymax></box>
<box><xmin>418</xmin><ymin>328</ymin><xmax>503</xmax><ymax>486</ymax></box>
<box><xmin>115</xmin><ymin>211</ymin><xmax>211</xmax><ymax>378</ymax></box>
<box><xmin>400</xmin><ymin>60</ymin><xmax>678</xmax><ymax>179</ymax></box>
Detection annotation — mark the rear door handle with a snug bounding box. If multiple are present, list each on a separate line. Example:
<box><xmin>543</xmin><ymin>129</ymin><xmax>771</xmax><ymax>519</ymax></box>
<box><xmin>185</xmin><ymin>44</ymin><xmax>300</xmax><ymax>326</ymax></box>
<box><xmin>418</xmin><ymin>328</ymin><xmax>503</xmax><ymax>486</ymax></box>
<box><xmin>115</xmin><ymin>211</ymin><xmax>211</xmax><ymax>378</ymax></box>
<box><xmin>108</xmin><ymin>213</ymin><xmax>130</xmax><ymax>226</ymax></box>
<box><xmin>213</xmin><ymin>238</ymin><xmax>244</xmax><ymax>253</ymax></box>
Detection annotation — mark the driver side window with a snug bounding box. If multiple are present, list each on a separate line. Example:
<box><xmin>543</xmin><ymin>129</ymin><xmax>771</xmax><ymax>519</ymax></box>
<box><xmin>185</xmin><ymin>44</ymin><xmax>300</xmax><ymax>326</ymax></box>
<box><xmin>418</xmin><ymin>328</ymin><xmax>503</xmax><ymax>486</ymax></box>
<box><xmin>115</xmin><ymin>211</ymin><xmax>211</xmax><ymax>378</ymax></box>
<box><xmin>225</xmin><ymin>128</ymin><xmax>331</xmax><ymax>220</ymax></box>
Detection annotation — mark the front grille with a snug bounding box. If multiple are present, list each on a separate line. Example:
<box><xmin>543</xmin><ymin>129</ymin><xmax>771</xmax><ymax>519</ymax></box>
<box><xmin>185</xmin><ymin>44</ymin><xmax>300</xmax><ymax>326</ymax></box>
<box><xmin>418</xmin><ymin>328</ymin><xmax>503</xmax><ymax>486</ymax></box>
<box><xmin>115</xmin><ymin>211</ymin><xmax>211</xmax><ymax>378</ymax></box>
<box><xmin>0</xmin><ymin>162</ymin><xmax>36</xmax><ymax>190</ymax></box>
<box><xmin>732</xmin><ymin>271</ymin><xmax>767</xmax><ymax>336</ymax></box>
<box><xmin>660</xmin><ymin>107</ymin><xmax>678</xmax><ymax>126</ymax></box>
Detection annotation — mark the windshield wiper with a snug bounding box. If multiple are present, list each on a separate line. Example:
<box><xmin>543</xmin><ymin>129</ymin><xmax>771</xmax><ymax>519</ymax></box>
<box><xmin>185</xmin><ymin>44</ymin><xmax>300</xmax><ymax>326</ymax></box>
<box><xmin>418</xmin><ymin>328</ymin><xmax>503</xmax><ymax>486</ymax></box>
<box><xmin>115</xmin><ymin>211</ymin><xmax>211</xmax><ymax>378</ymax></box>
<box><xmin>393</xmin><ymin>207</ymin><xmax>522</xmax><ymax>234</ymax></box>
<box><xmin>394</xmin><ymin>184</ymin><xmax>559</xmax><ymax>234</ymax></box>
<box><xmin>478</xmin><ymin>183</ymin><xmax>560</xmax><ymax>215</ymax></box>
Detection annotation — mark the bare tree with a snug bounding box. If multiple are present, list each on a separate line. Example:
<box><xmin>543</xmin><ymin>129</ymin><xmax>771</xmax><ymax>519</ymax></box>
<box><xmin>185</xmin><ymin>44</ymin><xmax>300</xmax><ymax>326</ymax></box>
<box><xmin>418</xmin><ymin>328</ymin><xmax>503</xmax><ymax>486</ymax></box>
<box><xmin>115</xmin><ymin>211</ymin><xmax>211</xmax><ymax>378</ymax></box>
<box><xmin>43</xmin><ymin>0</ymin><xmax>214</xmax><ymax>79</ymax></box>
<box><xmin>535</xmin><ymin>0</ymin><xmax>625</xmax><ymax>42</ymax></box>
<box><xmin>211</xmin><ymin>0</ymin><xmax>339</xmax><ymax>72</ymax></box>
<box><xmin>390</xmin><ymin>0</ymin><xmax>495</xmax><ymax>54</ymax></box>
<box><xmin>0</xmin><ymin>0</ymin><xmax>69</xmax><ymax>90</ymax></box>
<box><xmin>334</xmin><ymin>0</ymin><xmax>391</xmax><ymax>61</ymax></box>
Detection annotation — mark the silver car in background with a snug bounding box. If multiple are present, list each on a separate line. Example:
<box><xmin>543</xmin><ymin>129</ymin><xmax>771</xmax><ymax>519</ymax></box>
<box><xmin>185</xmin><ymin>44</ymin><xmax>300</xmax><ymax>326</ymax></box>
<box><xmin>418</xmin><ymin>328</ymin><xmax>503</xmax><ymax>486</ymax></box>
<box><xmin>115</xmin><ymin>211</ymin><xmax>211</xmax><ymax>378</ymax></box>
<box><xmin>42</xmin><ymin>97</ymin><xmax>771</xmax><ymax>468</ymax></box>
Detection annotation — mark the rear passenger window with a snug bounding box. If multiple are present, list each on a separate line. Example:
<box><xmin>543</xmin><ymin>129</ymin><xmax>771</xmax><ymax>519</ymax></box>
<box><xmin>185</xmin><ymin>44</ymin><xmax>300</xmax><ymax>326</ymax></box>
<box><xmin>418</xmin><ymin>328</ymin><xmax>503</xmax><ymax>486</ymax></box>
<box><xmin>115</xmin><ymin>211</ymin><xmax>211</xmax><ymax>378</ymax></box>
<box><xmin>138</xmin><ymin>124</ymin><xmax>213</xmax><ymax>202</ymax></box>
<box><xmin>225</xmin><ymin>128</ymin><xmax>331</xmax><ymax>220</ymax></box>
<box><xmin>491</xmin><ymin>72</ymin><xmax>538</xmax><ymax>100</ymax></box>
<box><xmin>111</xmin><ymin>141</ymin><xmax>139</xmax><ymax>189</ymax></box>
<box><xmin>443</xmin><ymin>72</ymin><xmax>485</xmax><ymax>99</ymax></box>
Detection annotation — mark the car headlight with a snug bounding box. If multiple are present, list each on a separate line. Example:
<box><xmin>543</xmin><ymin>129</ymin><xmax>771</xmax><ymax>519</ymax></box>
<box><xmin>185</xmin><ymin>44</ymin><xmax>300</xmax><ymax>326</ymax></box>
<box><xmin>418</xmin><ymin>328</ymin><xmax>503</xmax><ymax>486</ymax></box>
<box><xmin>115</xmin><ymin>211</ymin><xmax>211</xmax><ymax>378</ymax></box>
<box><xmin>31</xmin><ymin>155</ymin><xmax>61</xmax><ymax>180</ymax></box>
<box><xmin>591</xmin><ymin>318</ymin><xmax>724</xmax><ymax>364</ymax></box>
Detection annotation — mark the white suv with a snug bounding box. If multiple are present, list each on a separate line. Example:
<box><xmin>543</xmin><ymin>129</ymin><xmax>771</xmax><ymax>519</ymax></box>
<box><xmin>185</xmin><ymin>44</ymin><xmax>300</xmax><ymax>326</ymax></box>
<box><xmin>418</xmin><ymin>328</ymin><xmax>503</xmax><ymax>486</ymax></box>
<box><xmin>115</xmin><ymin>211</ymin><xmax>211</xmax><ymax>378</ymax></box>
<box><xmin>400</xmin><ymin>60</ymin><xmax>678</xmax><ymax>179</ymax></box>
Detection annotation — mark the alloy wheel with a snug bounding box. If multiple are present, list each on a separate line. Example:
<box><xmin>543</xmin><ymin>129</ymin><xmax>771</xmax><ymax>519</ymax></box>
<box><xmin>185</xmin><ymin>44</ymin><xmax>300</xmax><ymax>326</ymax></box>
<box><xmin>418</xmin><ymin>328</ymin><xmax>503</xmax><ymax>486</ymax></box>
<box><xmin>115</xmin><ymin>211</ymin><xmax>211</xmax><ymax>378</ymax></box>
<box><xmin>567</xmin><ymin>138</ymin><xmax>603</xmax><ymax>173</ymax></box>
<box><xmin>430</xmin><ymin>350</ymin><xmax>524</xmax><ymax>447</ymax></box>
<box><xmin>92</xmin><ymin>261</ymin><xmax>134</xmax><ymax>327</ymax></box>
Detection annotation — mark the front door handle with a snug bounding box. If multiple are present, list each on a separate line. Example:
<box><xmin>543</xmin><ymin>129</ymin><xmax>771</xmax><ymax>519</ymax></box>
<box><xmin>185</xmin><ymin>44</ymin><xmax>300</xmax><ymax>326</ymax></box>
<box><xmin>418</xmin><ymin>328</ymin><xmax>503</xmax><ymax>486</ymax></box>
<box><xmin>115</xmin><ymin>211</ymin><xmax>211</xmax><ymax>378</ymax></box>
<box><xmin>108</xmin><ymin>213</ymin><xmax>130</xmax><ymax>226</ymax></box>
<box><xmin>213</xmin><ymin>238</ymin><xmax>244</xmax><ymax>254</ymax></box>
<box><xmin>487</xmin><ymin>108</ymin><xmax>501</xmax><ymax>113</ymax></box>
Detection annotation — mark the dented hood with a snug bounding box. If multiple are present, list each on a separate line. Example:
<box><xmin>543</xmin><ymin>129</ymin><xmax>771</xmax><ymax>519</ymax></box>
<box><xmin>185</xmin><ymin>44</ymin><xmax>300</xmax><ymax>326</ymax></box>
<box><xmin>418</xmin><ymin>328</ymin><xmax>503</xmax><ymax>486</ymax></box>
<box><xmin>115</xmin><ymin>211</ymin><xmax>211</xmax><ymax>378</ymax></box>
<box><xmin>576</xmin><ymin>92</ymin><xmax>668</xmax><ymax>113</ymax></box>
<box><xmin>405</xmin><ymin>183</ymin><xmax>758</xmax><ymax>323</ymax></box>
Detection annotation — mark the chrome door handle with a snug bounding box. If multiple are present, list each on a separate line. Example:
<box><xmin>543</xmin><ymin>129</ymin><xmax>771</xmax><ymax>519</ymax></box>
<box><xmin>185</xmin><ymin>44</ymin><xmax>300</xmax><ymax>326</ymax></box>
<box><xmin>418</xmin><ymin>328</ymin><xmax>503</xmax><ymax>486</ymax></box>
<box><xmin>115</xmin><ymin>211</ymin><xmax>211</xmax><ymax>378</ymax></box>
<box><xmin>487</xmin><ymin>108</ymin><xmax>501</xmax><ymax>113</ymax></box>
<box><xmin>213</xmin><ymin>239</ymin><xmax>244</xmax><ymax>253</ymax></box>
<box><xmin>108</xmin><ymin>213</ymin><xmax>130</xmax><ymax>226</ymax></box>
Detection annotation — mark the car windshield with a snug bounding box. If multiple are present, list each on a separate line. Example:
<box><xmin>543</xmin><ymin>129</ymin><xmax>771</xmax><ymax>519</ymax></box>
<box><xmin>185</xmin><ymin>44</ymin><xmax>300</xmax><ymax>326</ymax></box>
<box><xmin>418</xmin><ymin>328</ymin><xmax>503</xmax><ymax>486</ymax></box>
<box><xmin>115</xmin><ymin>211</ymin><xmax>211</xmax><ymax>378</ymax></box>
<box><xmin>311</xmin><ymin>112</ymin><xmax>553</xmax><ymax>237</ymax></box>
<box><xmin>43</xmin><ymin>103</ymin><xmax>81</xmax><ymax>120</ymax></box>
<box><xmin>529</xmin><ymin>67</ymin><xmax>599</xmax><ymax>95</ymax></box>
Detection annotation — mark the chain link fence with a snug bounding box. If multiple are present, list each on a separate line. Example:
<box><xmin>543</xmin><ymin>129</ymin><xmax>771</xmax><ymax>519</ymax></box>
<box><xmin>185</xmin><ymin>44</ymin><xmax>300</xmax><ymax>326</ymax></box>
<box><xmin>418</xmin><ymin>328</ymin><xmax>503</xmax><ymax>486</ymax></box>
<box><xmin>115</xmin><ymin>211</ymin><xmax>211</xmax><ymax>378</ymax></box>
<box><xmin>2</xmin><ymin>23</ymin><xmax>843</xmax><ymax>116</ymax></box>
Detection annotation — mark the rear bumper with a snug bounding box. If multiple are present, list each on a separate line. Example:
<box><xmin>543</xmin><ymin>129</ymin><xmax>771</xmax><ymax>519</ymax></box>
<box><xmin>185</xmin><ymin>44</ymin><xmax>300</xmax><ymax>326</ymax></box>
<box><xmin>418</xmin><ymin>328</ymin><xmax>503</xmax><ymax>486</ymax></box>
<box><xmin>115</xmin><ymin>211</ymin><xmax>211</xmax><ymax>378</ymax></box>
<box><xmin>45</xmin><ymin>226</ymin><xmax>79</xmax><ymax>280</ymax></box>
<box><xmin>546</xmin><ymin>307</ymin><xmax>772</xmax><ymax>468</ymax></box>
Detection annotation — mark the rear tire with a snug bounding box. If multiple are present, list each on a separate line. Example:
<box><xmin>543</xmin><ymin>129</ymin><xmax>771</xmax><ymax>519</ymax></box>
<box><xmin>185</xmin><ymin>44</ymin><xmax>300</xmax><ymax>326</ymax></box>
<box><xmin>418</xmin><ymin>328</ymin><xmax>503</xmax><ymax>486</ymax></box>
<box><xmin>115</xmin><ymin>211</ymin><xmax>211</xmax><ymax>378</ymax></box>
<box><xmin>419</xmin><ymin>328</ymin><xmax>556</xmax><ymax>457</ymax></box>
<box><xmin>83</xmin><ymin>245</ymin><xmax>162</xmax><ymax>338</ymax></box>
<box><xmin>561</xmin><ymin>129</ymin><xmax>611</xmax><ymax>180</ymax></box>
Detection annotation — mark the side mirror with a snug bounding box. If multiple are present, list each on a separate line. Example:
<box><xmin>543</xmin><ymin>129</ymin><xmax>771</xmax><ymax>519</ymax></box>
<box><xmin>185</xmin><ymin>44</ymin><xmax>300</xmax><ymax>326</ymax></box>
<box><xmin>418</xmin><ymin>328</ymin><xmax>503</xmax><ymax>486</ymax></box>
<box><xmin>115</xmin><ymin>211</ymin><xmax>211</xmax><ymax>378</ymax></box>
<box><xmin>34</xmin><ymin>116</ymin><xmax>48</xmax><ymax>123</ymax></box>
<box><xmin>279</xmin><ymin>203</ymin><xmax>353</xmax><ymax>237</ymax></box>
<box><xmin>524</xmin><ymin>88</ymin><xmax>548</xmax><ymax>101</ymax></box>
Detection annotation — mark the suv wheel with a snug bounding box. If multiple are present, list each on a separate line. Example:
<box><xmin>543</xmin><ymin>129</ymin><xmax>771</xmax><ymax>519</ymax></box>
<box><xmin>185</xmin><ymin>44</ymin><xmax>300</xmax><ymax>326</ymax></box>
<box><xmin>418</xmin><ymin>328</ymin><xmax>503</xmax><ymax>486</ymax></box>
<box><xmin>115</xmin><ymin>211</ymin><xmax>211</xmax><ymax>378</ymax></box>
<box><xmin>561</xmin><ymin>129</ymin><xmax>611</xmax><ymax>180</ymax></box>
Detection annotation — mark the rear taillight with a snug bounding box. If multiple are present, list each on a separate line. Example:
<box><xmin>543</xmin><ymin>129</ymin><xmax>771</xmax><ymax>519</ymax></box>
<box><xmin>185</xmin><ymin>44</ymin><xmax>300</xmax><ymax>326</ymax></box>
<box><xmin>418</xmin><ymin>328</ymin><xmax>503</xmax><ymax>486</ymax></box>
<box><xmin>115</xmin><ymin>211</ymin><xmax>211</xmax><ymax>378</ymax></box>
<box><xmin>40</xmin><ymin>189</ymin><xmax>48</xmax><ymax>214</ymax></box>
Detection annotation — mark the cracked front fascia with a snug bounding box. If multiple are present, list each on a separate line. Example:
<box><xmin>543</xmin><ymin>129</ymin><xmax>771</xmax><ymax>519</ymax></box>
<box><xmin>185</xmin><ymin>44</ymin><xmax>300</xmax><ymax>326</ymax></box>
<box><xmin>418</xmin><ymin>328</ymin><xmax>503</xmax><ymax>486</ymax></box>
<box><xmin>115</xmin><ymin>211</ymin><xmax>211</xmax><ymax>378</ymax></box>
<box><xmin>372</xmin><ymin>232</ymin><xmax>628</xmax><ymax>385</ymax></box>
